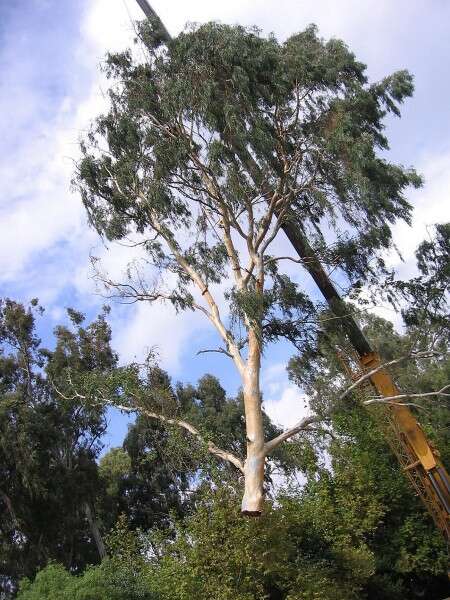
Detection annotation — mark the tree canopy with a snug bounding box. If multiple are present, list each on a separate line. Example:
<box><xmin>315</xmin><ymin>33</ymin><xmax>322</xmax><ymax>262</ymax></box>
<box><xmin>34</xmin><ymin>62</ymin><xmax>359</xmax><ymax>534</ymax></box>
<box><xmin>0</xmin><ymin>300</ymin><xmax>116</xmax><ymax>594</ymax></box>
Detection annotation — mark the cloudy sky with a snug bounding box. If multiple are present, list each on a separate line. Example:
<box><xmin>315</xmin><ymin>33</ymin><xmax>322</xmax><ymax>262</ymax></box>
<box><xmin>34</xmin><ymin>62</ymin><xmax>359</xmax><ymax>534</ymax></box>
<box><xmin>1</xmin><ymin>0</ymin><xmax>449</xmax><ymax>449</ymax></box>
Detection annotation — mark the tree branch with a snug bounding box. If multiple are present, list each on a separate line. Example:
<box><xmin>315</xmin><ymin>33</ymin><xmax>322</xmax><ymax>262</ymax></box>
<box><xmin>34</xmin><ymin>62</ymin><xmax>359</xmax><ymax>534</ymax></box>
<box><xmin>264</xmin><ymin>414</ymin><xmax>324</xmax><ymax>455</ymax></box>
<box><xmin>52</xmin><ymin>379</ymin><xmax>244</xmax><ymax>472</ymax></box>
<box><xmin>264</xmin><ymin>352</ymin><xmax>446</xmax><ymax>455</ymax></box>
<box><xmin>140</xmin><ymin>201</ymin><xmax>246</xmax><ymax>375</ymax></box>
<box><xmin>113</xmin><ymin>402</ymin><xmax>245</xmax><ymax>473</ymax></box>
<box><xmin>364</xmin><ymin>384</ymin><xmax>450</xmax><ymax>405</ymax></box>
<box><xmin>339</xmin><ymin>351</ymin><xmax>443</xmax><ymax>402</ymax></box>
<box><xmin>196</xmin><ymin>347</ymin><xmax>233</xmax><ymax>359</ymax></box>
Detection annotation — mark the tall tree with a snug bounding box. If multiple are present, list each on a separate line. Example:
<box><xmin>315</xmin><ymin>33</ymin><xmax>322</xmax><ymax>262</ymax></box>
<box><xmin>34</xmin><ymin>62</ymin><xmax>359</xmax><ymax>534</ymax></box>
<box><xmin>0</xmin><ymin>300</ymin><xmax>115</xmax><ymax>595</ymax></box>
<box><xmin>74</xmin><ymin>22</ymin><xmax>421</xmax><ymax>513</ymax></box>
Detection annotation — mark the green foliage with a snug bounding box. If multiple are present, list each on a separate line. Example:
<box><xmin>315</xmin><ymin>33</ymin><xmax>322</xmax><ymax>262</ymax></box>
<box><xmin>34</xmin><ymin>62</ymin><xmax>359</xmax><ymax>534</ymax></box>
<box><xmin>98</xmin><ymin>448</ymin><xmax>131</xmax><ymax>497</ymax></box>
<box><xmin>75</xmin><ymin>20</ymin><xmax>420</xmax><ymax>341</ymax></box>
<box><xmin>106</xmin><ymin>414</ymin><xmax>191</xmax><ymax>532</ymax></box>
<box><xmin>396</xmin><ymin>222</ymin><xmax>449</xmax><ymax>327</ymax></box>
<box><xmin>18</xmin><ymin>485</ymin><xmax>376</xmax><ymax>600</ymax></box>
<box><xmin>229</xmin><ymin>275</ymin><xmax>317</xmax><ymax>352</ymax></box>
<box><xmin>288</xmin><ymin>311</ymin><xmax>450</xmax><ymax>598</ymax></box>
<box><xmin>0</xmin><ymin>300</ymin><xmax>115</xmax><ymax>595</ymax></box>
<box><xmin>16</xmin><ymin>517</ymin><xmax>156</xmax><ymax>600</ymax></box>
<box><xmin>17</xmin><ymin>564</ymin><xmax>75</xmax><ymax>600</ymax></box>
<box><xmin>146</xmin><ymin>485</ymin><xmax>375</xmax><ymax>600</ymax></box>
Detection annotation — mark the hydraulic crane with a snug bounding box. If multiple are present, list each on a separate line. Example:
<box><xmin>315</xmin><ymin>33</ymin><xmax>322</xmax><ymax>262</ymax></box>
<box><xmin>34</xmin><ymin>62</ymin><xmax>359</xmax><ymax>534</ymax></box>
<box><xmin>133</xmin><ymin>0</ymin><xmax>450</xmax><ymax>542</ymax></box>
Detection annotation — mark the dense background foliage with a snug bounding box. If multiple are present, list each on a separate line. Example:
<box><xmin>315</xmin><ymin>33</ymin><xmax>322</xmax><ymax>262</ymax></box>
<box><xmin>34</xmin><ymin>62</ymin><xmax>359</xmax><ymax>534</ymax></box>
<box><xmin>0</xmin><ymin>292</ymin><xmax>447</xmax><ymax>599</ymax></box>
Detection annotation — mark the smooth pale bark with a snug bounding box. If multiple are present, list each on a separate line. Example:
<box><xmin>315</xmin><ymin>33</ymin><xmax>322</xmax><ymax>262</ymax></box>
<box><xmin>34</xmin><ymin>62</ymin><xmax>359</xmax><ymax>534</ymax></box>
<box><xmin>242</xmin><ymin>451</ymin><xmax>265</xmax><ymax>515</ymax></box>
<box><xmin>241</xmin><ymin>331</ymin><xmax>266</xmax><ymax>515</ymax></box>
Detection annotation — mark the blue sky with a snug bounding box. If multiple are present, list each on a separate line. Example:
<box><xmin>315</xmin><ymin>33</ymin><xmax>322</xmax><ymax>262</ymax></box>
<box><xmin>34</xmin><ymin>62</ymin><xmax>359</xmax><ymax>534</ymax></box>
<box><xmin>1</xmin><ymin>0</ymin><xmax>449</xmax><ymax>451</ymax></box>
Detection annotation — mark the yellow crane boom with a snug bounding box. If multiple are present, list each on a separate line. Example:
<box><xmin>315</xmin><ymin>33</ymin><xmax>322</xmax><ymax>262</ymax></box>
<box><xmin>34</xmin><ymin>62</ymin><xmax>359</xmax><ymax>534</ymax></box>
<box><xmin>361</xmin><ymin>352</ymin><xmax>450</xmax><ymax>539</ymax></box>
<box><xmin>283</xmin><ymin>221</ymin><xmax>450</xmax><ymax>541</ymax></box>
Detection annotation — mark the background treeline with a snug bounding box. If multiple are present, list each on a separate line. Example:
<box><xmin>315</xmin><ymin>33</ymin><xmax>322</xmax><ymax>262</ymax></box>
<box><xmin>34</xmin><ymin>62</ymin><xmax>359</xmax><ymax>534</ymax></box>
<box><xmin>1</xmin><ymin>294</ymin><xmax>448</xmax><ymax>599</ymax></box>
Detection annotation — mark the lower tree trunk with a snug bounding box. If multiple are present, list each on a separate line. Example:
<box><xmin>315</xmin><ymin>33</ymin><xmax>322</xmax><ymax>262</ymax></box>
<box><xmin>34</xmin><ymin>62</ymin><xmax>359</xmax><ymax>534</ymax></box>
<box><xmin>241</xmin><ymin>330</ymin><xmax>265</xmax><ymax>515</ymax></box>
<box><xmin>0</xmin><ymin>490</ymin><xmax>17</xmax><ymax>526</ymax></box>
<box><xmin>241</xmin><ymin>450</ymin><xmax>265</xmax><ymax>514</ymax></box>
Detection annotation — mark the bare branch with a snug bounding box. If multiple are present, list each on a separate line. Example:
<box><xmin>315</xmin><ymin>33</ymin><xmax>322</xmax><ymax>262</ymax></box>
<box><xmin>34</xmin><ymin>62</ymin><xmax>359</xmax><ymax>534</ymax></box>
<box><xmin>51</xmin><ymin>380</ymin><xmax>86</xmax><ymax>402</ymax></box>
<box><xmin>339</xmin><ymin>351</ymin><xmax>444</xmax><ymax>402</ymax></box>
<box><xmin>196</xmin><ymin>347</ymin><xmax>233</xmax><ymax>359</ymax></box>
<box><xmin>264</xmin><ymin>254</ymin><xmax>340</xmax><ymax>268</ymax></box>
<box><xmin>52</xmin><ymin>379</ymin><xmax>244</xmax><ymax>472</ymax></box>
<box><xmin>364</xmin><ymin>384</ymin><xmax>450</xmax><ymax>405</ymax></box>
<box><xmin>264</xmin><ymin>414</ymin><xmax>324</xmax><ymax>454</ymax></box>
<box><xmin>113</xmin><ymin>402</ymin><xmax>245</xmax><ymax>473</ymax></box>
<box><xmin>221</xmin><ymin>216</ymin><xmax>244</xmax><ymax>288</ymax></box>
<box><xmin>143</xmin><ymin>208</ymin><xmax>246</xmax><ymax>375</ymax></box>
<box><xmin>258</xmin><ymin>204</ymin><xmax>289</xmax><ymax>256</ymax></box>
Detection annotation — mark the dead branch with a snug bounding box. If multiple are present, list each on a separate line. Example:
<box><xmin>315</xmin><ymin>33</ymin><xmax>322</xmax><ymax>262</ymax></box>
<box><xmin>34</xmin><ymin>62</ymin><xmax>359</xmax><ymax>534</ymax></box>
<box><xmin>339</xmin><ymin>351</ymin><xmax>444</xmax><ymax>402</ymax></box>
<box><xmin>264</xmin><ymin>414</ymin><xmax>325</xmax><ymax>454</ymax></box>
<box><xmin>364</xmin><ymin>384</ymin><xmax>450</xmax><ymax>405</ymax></box>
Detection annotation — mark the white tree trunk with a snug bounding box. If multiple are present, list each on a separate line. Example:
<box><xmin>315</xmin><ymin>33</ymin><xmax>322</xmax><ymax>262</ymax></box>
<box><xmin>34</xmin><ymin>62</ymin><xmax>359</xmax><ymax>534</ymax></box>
<box><xmin>242</xmin><ymin>449</ymin><xmax>265</xmax><ymax>514</ymax></box>
<box><xmin>241</xmin><ymin>331</ymin><xmax>265</xmax><ymax>514</ymax></box>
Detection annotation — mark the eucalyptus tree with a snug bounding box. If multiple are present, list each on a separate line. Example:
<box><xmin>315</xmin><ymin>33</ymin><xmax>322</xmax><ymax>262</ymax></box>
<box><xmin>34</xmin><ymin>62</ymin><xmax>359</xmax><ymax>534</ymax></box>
<box><xmin>75</xmin><ymin>22</ymin><xmax>420</xmax><ymax>513</ymax></box>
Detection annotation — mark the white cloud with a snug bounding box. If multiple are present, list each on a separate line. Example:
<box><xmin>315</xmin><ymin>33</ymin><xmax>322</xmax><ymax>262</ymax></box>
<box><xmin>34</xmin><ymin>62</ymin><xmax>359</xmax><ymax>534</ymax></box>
<box><xmin>74</xmin><ymin>237</ymin><xmax>214</xmax><ymax>372</ymax></box>
<box><xmin>81</xmin><ymin>0</ymin><xmax>142</xmax><ymax>56</ymax></box>
<box><xmin>262</xmin><ymin>361</ymin><xmax>310</xmax><ymax>429</ymax></box>
<box><xmin>0</xmin><ymin>0</ymin><xmax>151</xmax><ymax>302</ymax></box>
<box><xmin>264</xmin><ymin>384</ymin><xmax>310</xmax><ymax>429</ymax></box>
<box><xmin>385</xmin><ymin>149</ymin><xmax>450</xmax><ymax>277</ymax></box>
<box><xmin>111</xmin><ymin>299</ymin><xmax>206</xmax><ymax>373</ymax></box>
